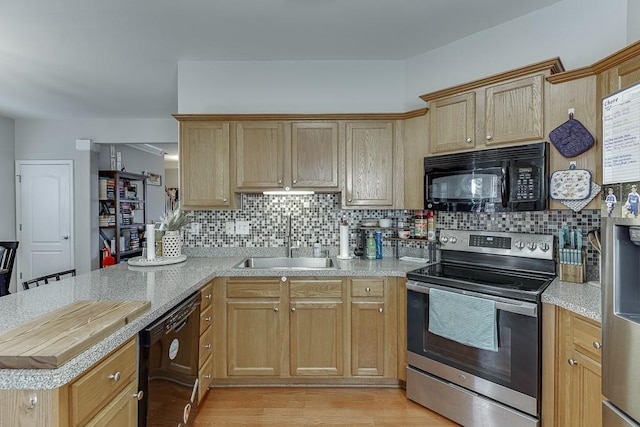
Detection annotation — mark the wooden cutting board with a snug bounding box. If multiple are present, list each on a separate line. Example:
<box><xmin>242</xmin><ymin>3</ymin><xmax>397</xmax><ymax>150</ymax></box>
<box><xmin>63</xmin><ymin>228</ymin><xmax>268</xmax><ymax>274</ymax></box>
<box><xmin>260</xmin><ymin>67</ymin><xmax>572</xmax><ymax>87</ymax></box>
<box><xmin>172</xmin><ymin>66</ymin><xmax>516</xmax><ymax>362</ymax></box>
<box><xmin>0</xmin><ymin>300</ymin><xmax>150</xmax><ymax>369</ymax></box>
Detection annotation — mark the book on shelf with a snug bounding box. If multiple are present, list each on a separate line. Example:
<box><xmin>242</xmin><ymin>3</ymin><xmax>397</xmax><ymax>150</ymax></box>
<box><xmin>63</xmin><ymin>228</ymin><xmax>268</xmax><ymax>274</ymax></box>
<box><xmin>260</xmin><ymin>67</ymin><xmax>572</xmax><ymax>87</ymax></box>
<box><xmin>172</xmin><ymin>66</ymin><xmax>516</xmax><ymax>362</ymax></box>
<box><xmin>99</xmin><ymin>178</ymin><xmax>115</xmax><ymax>199</ymax></box>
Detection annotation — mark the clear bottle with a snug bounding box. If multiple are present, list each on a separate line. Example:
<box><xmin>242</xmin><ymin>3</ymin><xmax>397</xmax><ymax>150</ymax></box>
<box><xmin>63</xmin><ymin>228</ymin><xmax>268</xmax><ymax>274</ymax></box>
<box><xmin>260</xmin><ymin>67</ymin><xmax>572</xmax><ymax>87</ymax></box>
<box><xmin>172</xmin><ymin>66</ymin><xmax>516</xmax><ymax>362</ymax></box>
<box><xmin>366</xmin><ymin>233</ymin><xmax>376</xmax><ymax>260</ymax></box>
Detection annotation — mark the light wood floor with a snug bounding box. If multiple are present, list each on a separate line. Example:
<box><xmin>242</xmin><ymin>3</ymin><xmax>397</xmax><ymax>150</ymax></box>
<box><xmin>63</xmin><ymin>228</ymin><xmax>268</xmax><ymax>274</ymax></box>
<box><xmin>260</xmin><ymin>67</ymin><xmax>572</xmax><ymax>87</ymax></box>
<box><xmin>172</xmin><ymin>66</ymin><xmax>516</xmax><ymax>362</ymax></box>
<box><xmin>194</xmin><ymin>387</ymin><xmax>460</xmax><ymax>426</ymax></box>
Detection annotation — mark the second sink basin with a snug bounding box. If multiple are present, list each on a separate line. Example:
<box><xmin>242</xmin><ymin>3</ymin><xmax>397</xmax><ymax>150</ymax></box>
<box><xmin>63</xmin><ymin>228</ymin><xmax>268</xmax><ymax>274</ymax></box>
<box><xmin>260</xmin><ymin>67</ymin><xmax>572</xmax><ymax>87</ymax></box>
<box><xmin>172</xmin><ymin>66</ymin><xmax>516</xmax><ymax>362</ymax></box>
<box><xmin>234</xmin><ymin>257</ymin><xmax>336</xmax><ymax>270</ymax></box>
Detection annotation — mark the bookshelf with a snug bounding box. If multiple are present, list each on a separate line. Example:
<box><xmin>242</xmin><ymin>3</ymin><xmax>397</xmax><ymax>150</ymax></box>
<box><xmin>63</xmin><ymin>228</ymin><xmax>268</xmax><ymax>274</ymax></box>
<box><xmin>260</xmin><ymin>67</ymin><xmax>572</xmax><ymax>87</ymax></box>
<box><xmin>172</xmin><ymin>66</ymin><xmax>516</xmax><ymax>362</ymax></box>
<box><xmin>99</xmin><ymin>171</ymin><xmax>147</xmax><ymax>265</ymax></box>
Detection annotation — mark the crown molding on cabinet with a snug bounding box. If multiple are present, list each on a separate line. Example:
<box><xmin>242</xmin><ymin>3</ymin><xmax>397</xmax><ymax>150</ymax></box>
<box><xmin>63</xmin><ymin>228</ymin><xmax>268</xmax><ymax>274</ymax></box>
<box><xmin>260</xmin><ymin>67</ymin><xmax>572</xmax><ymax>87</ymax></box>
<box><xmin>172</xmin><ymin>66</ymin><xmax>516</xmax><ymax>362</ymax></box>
<box><xmin>173</xmin><ymin>108</ymin><xmax>427</xmax><ymax>122</ymax></box>
<box><xmin>419</xmin><ymin>57</ymin><xmax>565</xmax><ymax>102</ymax></box>
<box><xmin>547</xmin><ymin>40</ymin><xmax>640</xmax><ymax>84</ymax></box>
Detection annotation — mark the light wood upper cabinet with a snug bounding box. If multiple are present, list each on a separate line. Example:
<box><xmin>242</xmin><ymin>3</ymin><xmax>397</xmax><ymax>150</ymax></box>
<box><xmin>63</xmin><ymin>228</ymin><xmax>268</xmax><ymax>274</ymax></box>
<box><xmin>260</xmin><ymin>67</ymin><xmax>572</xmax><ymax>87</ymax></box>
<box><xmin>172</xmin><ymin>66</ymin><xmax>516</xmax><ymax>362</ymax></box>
<box><xmin>235</xmin><ymin>121</ymin><xmax>285</xmax><ymax>189</ymax></box>
<box><xmin>291</xmin><ymin>122</ymin><xmax>339</xmax><ymax>189</ymax></box>
<box><xmin>429</xmin><ymin>92</ymin><xmax>476</xmax><ymax>153</ymax></box>
<box><xmin>179</xmin><ymin>121</ymin><xmax>238</xmax><ymax>209</ymax></box>
<box><xmin>345</xmin><ymin>121</ymin><xmax>395</xmax><ymax>207</ymax></box>
<box><xmin>235</xmin><ymin>121</ymin><xmax>340</xmax><ymax>192</ymax></box>
<box><xmin>485</xmin><ymin>74</ymin><xmax>544</xmax><ymax>146</ymax></box>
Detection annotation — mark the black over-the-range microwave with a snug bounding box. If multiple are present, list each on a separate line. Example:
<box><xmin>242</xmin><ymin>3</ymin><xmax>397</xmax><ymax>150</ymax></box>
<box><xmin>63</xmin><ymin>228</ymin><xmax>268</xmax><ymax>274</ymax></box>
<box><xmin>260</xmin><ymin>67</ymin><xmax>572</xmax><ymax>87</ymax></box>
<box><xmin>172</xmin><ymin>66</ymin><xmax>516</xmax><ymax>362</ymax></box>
<box><xmin>424</xmin><ymin>142</ymin><xmax>548</xmax><ymax>213</ymax></box>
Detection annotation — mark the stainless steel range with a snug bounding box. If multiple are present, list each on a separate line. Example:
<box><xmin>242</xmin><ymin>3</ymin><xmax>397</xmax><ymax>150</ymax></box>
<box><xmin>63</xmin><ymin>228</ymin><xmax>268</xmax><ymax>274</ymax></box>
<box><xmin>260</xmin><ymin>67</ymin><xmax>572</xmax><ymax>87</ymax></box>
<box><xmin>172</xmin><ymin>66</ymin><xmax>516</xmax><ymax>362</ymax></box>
<box><xmin>405</xmin><ymin>229</ymin><xmax>555</xmax><ymax>427</ymax></box>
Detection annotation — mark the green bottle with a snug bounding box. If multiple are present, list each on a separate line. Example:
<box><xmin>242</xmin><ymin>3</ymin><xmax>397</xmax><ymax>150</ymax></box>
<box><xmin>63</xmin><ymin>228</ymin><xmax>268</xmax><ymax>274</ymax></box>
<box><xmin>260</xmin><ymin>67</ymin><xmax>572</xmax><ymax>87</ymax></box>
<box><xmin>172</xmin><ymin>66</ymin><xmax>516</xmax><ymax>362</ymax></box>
<box><xmin>366</xmin><ymin>233</ymin><xmax>376</xmax><ymax>260</ymax></box>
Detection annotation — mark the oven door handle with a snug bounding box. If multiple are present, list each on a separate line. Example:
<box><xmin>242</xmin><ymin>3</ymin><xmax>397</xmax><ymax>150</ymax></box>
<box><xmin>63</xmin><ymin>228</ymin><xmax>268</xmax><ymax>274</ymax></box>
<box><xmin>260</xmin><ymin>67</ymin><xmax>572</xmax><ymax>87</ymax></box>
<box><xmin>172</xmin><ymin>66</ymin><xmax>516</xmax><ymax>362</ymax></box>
<box><xmin>406</xmin><ymin>281</ymin><xmax>538</xmax><ymax>317</ymax></box>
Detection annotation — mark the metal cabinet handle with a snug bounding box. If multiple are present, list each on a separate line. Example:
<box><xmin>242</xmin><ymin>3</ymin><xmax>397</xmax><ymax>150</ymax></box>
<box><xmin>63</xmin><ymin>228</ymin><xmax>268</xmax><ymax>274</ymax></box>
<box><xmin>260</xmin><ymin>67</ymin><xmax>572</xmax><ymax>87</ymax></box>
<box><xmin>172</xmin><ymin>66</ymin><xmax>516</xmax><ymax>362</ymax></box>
<box><xmin>348</xmin><ymin>199</ymin><xmax>353</xmax><ymax>203</ymax></box>
<box><xmin>132</xmin><ymin>391</ymin><xmax>144</xmax><ymax>401</ymax></box>
<box><xmin>466</xmin><ymin>137</ymin><xmax>472</xmax><ymax>143</ymax></box>
<box><xmin>568</xmin><ymin>358</ymin><xmax>578</xmax><ymax>366</ymax></box>
<box><xmin>27</xmin><ymin>395</ymin><xmax>38</xmax><ymax>410</ymax></box>
<box><xmin>204</xmin><ymin>294</ymin><xmax>212</xmax><ymax>299</ymax></box>
<box><xmin>204</xmin><ymin>374</ymin><xmax>212</xmax><ymax>379</ymax></box>
<box><xmin>593</xmin><ymin>341</ymin><xmax>602</xmax><ymax>350</ymax></box>
<box><xmin>292</xmin><ymin>179</ymin><xmax>297</xmax><ymax>184</ymax></box>
<box><xmin>109</xmin><ymin>372</ymin><xmax>121</xmax><ymax>382</ymax></box>
<box><xmin>274</xmin><ymin>307</ymin><xmax>279</xmax><ymax>312</ymax></box>
<box><xmin>203</xmin><ymin>344</ymin><xmax>212</xmax><ymax>349</ymax></box>
<box><xmin>486</xmin><ymin>135</ymin><xmax>493</xmax><ymax>141</ymax></box>
<box><xmin>204</xmin><ymin>317</ymin><xmax>211</xmax><ymax>322</ymax></box>
<box><xmin>365</xmin><ymin>287</ymin><xmax>371</xmax><ymax>292</ymax></box>
<box><xmin>281</xmin><ymin>276</ymin><xmax>287</xmax><ymax>282</ymax></box>
<box><xmin>222</xmin><ymin>198</ymin><xmax>228</xmax><ymax>203</ymax></box>
<box><xmin>291</xmin><ymin>307</ymin><xmax>296</xmax><ymax>312</ymax></box>
<box><xmin>278</xmin><ymin>179</ymin><xmax>283</xmax><ymax>185</ymax></box>
<box><xmin>378</xmin><ymin>307</ymin><xmax>384</xmax><ymax>313</ymax></box>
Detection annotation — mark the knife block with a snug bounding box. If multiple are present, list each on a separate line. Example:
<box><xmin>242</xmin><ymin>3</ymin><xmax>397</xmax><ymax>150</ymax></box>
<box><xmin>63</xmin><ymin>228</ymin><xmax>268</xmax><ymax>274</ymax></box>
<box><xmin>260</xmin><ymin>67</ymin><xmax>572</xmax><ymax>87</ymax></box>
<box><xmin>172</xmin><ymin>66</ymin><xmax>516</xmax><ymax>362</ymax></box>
<box><xmin>558</xmin><ymin>249</ymin><xmax>586</xmax><ymax>283</ymax></box>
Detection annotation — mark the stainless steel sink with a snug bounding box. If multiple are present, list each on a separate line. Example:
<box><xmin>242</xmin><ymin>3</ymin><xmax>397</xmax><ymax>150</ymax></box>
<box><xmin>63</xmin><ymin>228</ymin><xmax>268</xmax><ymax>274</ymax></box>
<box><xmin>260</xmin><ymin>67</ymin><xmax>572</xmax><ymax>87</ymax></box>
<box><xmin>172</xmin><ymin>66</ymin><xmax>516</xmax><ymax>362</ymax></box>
<box><xmin>233</xmin><ymin>257</ymin><xmax>337</xmax><ymax>270</ymax></box>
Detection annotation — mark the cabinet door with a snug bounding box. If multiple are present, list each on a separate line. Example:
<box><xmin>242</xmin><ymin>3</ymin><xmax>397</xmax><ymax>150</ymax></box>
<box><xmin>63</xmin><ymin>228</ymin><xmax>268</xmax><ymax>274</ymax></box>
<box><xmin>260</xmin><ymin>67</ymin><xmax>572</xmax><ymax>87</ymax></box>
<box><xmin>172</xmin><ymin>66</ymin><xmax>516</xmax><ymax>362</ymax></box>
<box><xmin>227</xmin><ymin>301</ymin><xmax>282</xmax><ymax>376</ymax></box>
<box><xmin>345</xmin><ymin>122</ymin><xmax>394</xmax><ymax>207</ymax></box>
<box><xmin>180</xmin><ymin>121</ymin><xmax>233</xmax><ymax>208</ymax></box>
<box><xmin>429</xmin><ymin>92</ymin><xmax>476</xmax><ymax>153</ymax></box>
<box><xmin>85</xmin><ymin>380</ymin><xmax>138</xmax><ymax>427</ymax></box>
<box><xmin>289</xmin><ymin>300</ymin><xmax>344</xmax><ymax>376</ymax></box>
<box><xmin>485</xmin><ymin>74</ymin><xmax>544</xmax><ymax>146</ymax></box>
<box><xmin>235</xmin><ymin>122</ymin><xmax>285</xmax><ymax>189</ymax></box>
<box><xmin>291</xmin><ymin>122</ymin><xmax>339</xmax><ymax>189</ymax></box>
<box><xmin>351</xmin><ymin>301</ymin><xmax>385</xmax><ymax>376</ymax></box>
<box><xmin>569</xmin><ymin>349</ymin><xmax>602</xmax><ymax>427</ymax></box>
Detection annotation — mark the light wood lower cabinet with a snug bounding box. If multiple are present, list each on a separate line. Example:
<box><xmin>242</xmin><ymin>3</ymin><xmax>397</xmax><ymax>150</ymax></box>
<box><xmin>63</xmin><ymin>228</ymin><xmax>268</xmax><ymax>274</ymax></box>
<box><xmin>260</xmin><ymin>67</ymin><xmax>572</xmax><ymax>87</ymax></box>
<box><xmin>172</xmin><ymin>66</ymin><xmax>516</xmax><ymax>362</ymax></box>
<box><xmin>199</xmin><ymin>281</ymin><xmax>214</xmax><ymax>401</ymax></box>
<box><xmin>212</xmin><ymin>276</ymin><xmax>399</xmax><ymax>384</ymax></box>
<box><xmin>542</xmin><ymin>304</ymin><xmax>602</xmax><ymax>427</ymax></box>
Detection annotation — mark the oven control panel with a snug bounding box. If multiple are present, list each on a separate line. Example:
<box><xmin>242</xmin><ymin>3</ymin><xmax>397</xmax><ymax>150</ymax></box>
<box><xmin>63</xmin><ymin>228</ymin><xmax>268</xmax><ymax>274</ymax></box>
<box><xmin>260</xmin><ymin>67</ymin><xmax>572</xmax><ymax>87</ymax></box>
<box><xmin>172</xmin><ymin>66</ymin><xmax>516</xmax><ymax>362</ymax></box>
<box><xmin>438</xmin><ymin>229</ymin><xmax>554</xmax><ymax>260</ymax></box>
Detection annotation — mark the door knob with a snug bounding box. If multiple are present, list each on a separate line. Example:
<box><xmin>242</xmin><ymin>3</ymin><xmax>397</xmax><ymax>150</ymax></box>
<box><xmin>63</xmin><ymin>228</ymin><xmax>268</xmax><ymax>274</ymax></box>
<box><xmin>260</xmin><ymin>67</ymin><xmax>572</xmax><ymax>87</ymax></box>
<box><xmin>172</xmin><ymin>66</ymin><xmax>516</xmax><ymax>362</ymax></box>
<box><xmin>62</xmin><ymin>235</ymin><xmax>69</xmax><ymax>240</ymax></box>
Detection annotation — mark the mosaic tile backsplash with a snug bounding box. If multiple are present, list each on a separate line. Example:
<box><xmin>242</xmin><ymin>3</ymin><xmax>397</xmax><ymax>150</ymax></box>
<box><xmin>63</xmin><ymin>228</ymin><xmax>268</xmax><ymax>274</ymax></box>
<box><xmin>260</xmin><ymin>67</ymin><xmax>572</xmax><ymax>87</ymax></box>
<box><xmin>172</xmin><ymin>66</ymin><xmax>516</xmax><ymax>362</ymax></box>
<box><xmin>183</xmin><ymin>193</ymin><xmax>601</xmax><ymax>281</ymax></box>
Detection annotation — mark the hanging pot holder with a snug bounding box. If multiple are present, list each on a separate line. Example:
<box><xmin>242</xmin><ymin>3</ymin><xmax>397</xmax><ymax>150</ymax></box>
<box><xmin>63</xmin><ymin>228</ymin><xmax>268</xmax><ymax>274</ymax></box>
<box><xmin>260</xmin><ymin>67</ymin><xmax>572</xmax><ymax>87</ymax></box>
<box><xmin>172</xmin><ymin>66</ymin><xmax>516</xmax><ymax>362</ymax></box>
<box><xmin>549</xmin><ymin>113</ymin><xmax>595</xmax><ymax>158</ymax></box>
<box><xmin>550</xmin><ymin>165</ymin><xmax>592</xmax><ymax>200</ymax></box>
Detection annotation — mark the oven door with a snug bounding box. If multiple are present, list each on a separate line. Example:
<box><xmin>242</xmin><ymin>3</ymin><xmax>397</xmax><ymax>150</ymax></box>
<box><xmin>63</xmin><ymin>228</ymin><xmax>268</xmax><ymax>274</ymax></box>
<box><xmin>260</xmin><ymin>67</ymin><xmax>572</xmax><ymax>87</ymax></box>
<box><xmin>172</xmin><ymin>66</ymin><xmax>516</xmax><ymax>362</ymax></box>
<box><xmin>406</xmin><ymin>281</ymin><xmax>540</xmax><ymax>416</ymax></box>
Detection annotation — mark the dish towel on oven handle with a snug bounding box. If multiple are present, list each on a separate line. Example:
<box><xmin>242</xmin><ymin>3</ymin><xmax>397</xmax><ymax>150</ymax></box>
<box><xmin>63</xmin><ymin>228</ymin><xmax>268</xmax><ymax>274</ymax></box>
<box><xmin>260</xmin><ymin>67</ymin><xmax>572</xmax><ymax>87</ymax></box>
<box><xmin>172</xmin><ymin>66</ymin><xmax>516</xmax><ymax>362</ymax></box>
<box><xmin>428</xmin><ymin>288</ymin><xmax>498</xmax><ymax>352</ymax></box>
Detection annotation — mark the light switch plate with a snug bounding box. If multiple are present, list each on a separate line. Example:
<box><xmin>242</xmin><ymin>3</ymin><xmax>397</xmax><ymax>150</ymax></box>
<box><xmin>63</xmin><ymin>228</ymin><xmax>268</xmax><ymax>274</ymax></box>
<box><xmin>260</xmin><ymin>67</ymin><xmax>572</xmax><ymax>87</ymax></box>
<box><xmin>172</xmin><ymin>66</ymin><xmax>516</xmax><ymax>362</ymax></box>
<box><xmin>190</xmin><ymin>222</ymin><xmax>200</xmax><ymax>234</ymax></box>
<box><xmin>225</xmin><ymin>221</ymin><xmax>235</xmax><ymax>234</ymax></box>
<box><xmin>236</xmin><ymin>221</ymin><xmax>250</xmax><ymax>235</ymax></box>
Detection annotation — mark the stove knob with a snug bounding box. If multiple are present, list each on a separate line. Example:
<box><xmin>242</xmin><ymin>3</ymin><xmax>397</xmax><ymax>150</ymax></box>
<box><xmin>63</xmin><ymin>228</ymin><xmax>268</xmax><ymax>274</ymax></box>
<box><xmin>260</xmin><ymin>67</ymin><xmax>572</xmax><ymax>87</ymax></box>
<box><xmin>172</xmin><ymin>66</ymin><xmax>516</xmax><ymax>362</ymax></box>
<box><xmin>514</xmin><ymin>240</ymin><xmax>525</xmax><ymax>250</ymax></box>
<box><xmin>440</xmin><ymin>236</ymin><xmax>449</xmax><ymax>244</ymax></box>
<box><xmin>449</xmin><ymin>237</ymin><xmax>457</xmax><ymax>244</ymax></box>
<box><xmin>527</xmin><ymin>242</ymin><xmax>537</xmax><ymax>251</ymax></box>
<box><xmin>539</xmin><ymin>242</ymin><xmax>550</xmax><ymax>252</ymax></box>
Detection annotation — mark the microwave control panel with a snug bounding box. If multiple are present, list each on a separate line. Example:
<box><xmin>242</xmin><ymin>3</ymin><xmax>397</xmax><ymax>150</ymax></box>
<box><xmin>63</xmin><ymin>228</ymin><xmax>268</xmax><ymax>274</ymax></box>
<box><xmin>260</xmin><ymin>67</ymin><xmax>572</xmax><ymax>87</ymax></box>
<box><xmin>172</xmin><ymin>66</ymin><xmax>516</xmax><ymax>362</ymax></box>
<box><xmin>512</xmin><ymin>167</ymin><xmax>540</xmax><ymax>201</ymax></box>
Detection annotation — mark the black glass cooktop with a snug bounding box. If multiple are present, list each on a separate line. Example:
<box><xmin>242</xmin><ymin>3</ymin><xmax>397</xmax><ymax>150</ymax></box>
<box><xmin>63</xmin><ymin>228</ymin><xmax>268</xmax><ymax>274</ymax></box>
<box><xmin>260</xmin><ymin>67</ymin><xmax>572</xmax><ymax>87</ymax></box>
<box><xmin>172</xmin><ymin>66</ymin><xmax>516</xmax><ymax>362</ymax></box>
<box><xmin>406</xmin><ymin>262</ymin><xmax>553</xmax><ymax>302</ymax></box>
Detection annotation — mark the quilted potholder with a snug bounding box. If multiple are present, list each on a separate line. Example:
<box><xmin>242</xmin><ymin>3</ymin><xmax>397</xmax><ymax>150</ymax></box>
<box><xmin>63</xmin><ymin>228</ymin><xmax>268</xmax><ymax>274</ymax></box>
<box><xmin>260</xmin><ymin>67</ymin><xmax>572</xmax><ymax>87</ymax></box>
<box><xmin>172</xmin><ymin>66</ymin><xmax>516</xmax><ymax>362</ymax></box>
<box><xmin>549</xmin><ymin>114</ymin><xmax>595</xmax><ymax>158</ymax></box>
<box><xmin>550</xmin><ymin>166</ymin><xmax>592</xmax><ymax>200</ymax></box>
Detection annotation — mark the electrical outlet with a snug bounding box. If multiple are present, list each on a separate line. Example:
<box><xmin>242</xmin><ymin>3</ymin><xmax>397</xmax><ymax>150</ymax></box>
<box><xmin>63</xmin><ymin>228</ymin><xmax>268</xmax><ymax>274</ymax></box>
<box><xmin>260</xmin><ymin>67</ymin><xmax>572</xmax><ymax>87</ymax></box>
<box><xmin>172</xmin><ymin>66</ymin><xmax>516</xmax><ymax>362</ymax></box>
<box><xmin>190</xmin><ymin>222</ymin><xmax>200</xmax><ymax>234</ymax></box>
<box><xmin>236</xmin><ymin>221</ymin><xmax>250</xmax><ymax>235</ymax></box>
<box><xmin>225</xmin><ymin>221</ymin><xmax>235</xmax><ymax>234</ymax></box>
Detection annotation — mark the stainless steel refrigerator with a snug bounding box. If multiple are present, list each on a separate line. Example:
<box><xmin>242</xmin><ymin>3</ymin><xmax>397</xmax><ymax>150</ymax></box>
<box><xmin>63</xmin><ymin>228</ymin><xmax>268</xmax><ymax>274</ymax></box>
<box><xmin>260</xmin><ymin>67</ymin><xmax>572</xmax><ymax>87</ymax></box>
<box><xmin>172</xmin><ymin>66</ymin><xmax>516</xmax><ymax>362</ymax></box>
<box><xmin>602</xmin><ymin>218</ymin><xmax>640</xmax><ymax>426</ymax></box>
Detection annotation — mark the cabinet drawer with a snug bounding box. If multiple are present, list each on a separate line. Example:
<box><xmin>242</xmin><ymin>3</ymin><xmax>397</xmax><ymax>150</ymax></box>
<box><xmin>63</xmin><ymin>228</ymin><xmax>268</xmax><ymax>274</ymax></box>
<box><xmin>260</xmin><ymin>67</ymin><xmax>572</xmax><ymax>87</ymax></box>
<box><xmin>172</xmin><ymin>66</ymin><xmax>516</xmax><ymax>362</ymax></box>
<box><xmin>572</xmin><ymin>314</ymin><xmax>602</xmax><ymax>361</ymax></box>
<box><xmin>351</xmin><ymin>279</ymin><xmax>384</xmax><ymax>297</ymax></box>
<box><xmin>70</xmin><ymin>338</ymin><xmax>136</xmax><ymax>426</ymax></box>
<box><xmin>200</xmin><ymin>304</ymin><xmax>213</xmax><ymax>336</ymax></box>
<box><xmin>289</xmin><ymin>279</ymin><xmax>343</xmax><ymax>298</ymax></box>
<box><xmin>198</xmin><ymin>354</ymin><xmax>213</xmax><ymax>404</ymax></box>
<box><xmin>200</xmin><ymin>331</ymin><xmax>213</xmax><ymax>368</ymax></box>
<box><xmin>201</xmin><ymin>281</ymin><xmax>214</xmax><ymax>310</ymax></box>
<box><xmin>227</xmin><ymin>279</ymin><xmax>281</xmax><ymax>298</ymax></box>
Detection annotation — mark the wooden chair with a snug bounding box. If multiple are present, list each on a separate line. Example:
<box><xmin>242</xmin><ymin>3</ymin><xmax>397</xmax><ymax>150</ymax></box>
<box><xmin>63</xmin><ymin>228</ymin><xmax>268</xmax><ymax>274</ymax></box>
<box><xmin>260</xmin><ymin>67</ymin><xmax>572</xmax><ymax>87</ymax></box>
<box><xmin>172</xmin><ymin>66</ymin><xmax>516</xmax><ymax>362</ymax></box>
<box><xmin>22</xmin><ymin>269</ymin><xmax>76</xmax><ymax>291</ymax></box>
<box><xmin>0</xmin><ymin>241</ymin><xmax>19</xmax><ymax>297</ymax></box>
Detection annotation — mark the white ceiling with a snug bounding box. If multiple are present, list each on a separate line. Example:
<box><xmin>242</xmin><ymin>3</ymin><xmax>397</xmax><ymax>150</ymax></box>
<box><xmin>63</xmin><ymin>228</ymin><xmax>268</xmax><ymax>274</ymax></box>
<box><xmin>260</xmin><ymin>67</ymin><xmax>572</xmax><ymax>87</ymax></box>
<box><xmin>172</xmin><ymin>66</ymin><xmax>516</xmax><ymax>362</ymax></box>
<box><xmin>0</xmin><ymin>0</ymin><xmax>563</xmax><ymax>120</ymax></box>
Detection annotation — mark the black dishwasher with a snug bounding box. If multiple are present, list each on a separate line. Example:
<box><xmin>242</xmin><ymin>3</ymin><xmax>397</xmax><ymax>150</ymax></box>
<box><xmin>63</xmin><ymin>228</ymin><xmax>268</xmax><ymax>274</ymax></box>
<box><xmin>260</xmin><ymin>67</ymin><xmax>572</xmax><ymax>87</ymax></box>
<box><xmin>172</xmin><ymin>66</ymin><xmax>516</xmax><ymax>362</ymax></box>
<box><xmin>139</xmin><ymin>291</ymin><xmax>201</xmax><ymax>427</ymax></box>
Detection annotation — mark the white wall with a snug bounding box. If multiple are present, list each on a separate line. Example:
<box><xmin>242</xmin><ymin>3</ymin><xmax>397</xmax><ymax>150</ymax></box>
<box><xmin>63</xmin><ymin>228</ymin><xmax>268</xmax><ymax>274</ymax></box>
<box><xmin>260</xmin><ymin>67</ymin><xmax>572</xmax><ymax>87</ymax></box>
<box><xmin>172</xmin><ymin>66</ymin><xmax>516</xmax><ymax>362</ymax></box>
<box><xmin>14</xmin><ymin>118</ymin><xmax>178</xmax><ymax>273</ymax></box>
<box><xmin>629</xmin><ymin>0</ymin><xmax>640</xmax><ymax>43</ymax></box>
<box><xmin>178</xmin><ymin>0</ymin><xmax>631</xmax><ymax>114</ymax></box>
<box><xmin>178</xmin><ymin>60</ymin><xmax>407</xmax><ymax>113</ymax></box>
<box><xmin>0</xmin><ymin>115</ymin><xmax>15</xmax><ymax>240</ymax></box>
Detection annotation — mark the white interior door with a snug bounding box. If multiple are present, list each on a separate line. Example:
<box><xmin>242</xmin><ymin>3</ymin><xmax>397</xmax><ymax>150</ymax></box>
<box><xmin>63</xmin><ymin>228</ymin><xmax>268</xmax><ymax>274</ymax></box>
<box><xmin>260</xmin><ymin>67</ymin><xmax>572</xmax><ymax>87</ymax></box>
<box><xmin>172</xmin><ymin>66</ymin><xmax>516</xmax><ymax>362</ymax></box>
<box><xmin>16</xmin><ymin>161</ymin><xmax>74</xmax><ymax>288</ymax></box>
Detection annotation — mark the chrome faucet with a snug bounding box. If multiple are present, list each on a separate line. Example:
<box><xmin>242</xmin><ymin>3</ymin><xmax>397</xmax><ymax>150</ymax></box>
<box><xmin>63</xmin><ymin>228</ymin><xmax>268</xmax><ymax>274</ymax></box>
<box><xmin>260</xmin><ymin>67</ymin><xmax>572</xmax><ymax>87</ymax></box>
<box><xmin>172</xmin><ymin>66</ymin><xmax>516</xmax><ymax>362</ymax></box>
<box><xmin>286</xmin><ymin>214</ymin><xmax>299</xmax><ymax>257</ymax></box>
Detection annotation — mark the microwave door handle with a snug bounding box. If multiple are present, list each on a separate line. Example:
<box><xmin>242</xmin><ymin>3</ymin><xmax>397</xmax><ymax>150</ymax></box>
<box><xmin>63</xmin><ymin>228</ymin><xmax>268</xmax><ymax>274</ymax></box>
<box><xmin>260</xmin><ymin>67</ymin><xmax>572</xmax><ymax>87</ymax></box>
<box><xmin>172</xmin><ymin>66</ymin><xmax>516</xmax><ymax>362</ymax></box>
<box><xmin>501</xmin><ymin>165</ymin><xmax>509</xmax><ymax>208</ymax></box>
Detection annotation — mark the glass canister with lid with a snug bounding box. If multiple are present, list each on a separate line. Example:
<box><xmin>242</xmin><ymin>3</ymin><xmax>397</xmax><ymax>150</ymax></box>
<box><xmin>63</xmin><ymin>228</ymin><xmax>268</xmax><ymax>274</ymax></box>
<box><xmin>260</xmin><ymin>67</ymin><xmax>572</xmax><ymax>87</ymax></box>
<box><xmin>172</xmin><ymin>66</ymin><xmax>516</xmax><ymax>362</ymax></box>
<box><xmin>414</xmin><ymin>211</ymin><xmax>428</xmax><ymax>238</ymax></box>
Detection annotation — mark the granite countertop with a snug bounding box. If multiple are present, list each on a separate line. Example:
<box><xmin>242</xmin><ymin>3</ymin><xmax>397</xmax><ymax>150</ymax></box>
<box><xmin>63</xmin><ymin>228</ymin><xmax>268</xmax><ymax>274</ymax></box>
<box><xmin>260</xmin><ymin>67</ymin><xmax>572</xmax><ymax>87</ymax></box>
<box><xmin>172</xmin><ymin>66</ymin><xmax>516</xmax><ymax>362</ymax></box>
<box><xmin>0</xmin><ymin>254</ymin><xmax>602</xmax><ymax>390</ymax></box>
<box><xmin>0</xmin><ymin>255</ymin><xmax>423</xmax><ymax>390</ymax></box>
<box><xmin>542</xmin><ymin>278</ymin><xmax>601</xmax><ymax>322</ymax></box>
